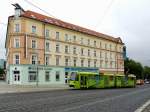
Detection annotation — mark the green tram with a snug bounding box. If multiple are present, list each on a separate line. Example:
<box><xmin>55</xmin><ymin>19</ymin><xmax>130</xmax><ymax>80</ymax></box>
<box><xmin>68</xmin><ymin>72</ymin><xmax>136</xmax><ymax>89</ymax></box>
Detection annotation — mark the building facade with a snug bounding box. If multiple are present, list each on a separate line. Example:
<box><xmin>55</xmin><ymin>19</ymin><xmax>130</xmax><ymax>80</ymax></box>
<box><xmin>5</xmin><ymin>4</ymin><xmax>124</xmax><ymax>85</ymax></box>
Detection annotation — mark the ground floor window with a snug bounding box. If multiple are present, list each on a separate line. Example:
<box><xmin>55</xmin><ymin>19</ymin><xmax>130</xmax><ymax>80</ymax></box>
<box><xmin>28</xmin><ymin>71</ymin><xmax>37</xmax><ymax>82</ymax></box>
<box><xmin>45</xmin><ymin>71</ymin><xmax>50</xmax><ymax>81</ymax></box>
<box><xmin>13</xmin><ymin>71</ymin><xmax>20</xmax><ymax>81</ymax></box>
<box><xmin>56</xmin><ymin>71</ymin><xmax>60</xmax><ymax>81</ymax></box>
<box><xmin>65</xmin><ymin>72</ymin><xmax>68</xmax><ymax>83</ymax></box>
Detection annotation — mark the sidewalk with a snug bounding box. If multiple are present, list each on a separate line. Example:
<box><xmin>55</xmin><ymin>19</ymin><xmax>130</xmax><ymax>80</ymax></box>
<box><xmin>0</xmin><ymin>81</ymin><xmax>70</xmax><ymax>94</ymax></box>
<box><xmin>142</xmin><ymin>104</ymin><xmax>150</xmax><ymax>112</ymax></box>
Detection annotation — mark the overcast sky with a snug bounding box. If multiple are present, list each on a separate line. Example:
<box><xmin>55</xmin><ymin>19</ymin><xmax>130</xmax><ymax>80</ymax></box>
<box><xmin>0</xmin><ymin>0</ymin><xmax>150</xmax><ymax>66</ymax></box>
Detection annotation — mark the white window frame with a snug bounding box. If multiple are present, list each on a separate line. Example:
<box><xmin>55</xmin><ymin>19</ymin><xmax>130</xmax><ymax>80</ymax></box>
<box><xmin>45</xmin><ymin>42</ymin><xmax>50</xmax><ymax>52</ymax></box>
<box><xmin>73</xmin><ymin>46</ymin><xmax>76</xmax><ymax>54</ymax></box>
<box><xmin>65</xmin><ymin>45</ymin><xmax>69</xmax><ymax>54</ymax></box>
<box><xmin>45</xmin><ymin>56</ymin><xmax>49</xmax><ymax>65</ymax></box>
<box><xmin>31</xmin><ymin>40</ymin><xmax>37</xmax><ymax>49</ymax></box>
<box><xmin>56</xmin><ymin>32</ymin><xmax>59</xmax><ymax>40</ymax></box>
<box><xmin>56</xmin><ymin>56</ymin><xmax>60</xmax><ymax>66</ymax></box>
<box><xmin>14</xmin><ymin>38</ymin><xmax>20</xmax><ymax>48</ymax></box>
<box><xmin>73</xmin><ymin>58</ymin><xmax>77</xmax><ymax>67</ymax></box>
<box><xmin>81</xmin><ymin>59</ymin><xmax>84</xmax><ymax>67</ymax></box>
<box><xmin>31</xmin><ymin>25</ymin><xmax>36</xmax><ymax>33</ymax></box>
<box><xmin>88</xmin><ymin>59</ymin><xmax>90</xmax><ymax>67</ymax></box>
<box><xmin>45</xmin><ymin>29</ymin><xmax>50</xmax><ymax>37</ymax></box>
<box><xmin>65</xmin><ymin>57</ymin><xmax>69</xmax><ymax>66</ymax></box>
<box><xmin>65</xmin><ymin>34</ymin><xmax>68</xmax><ymax>41</ymax></box>
<box><xmin>31</xmin><ymin>54</ymin><xmax>37</xmax><ymax>65</ymax></box>
<box><xmin>94</xmin><ymin>60</ymin><xmax>97</xmax><ymax>67</ymax></box>
<box><xmin>14</xmin><ymin>23</ymin><xmax>20</xmax><ymax>32</ymax></box>
<box><xmin>13</xmin><ymin>53</ymin><xmax>20</xmax><ymax>64</ymax></box>
<box><xmin>56</xmin><ymin>43</ymin><xmax>60</xmax><ymax>52</ymax></box>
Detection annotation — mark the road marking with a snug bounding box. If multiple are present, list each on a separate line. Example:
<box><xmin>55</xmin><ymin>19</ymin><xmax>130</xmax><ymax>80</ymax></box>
<box><xmin>135</xmin><ymin>100</ymin><xmax>150</xmax><ymax>112</ymax></box>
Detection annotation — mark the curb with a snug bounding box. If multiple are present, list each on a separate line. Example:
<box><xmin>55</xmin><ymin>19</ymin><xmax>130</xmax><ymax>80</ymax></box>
<box><xmin>135</xmin><ymin>100</ymin><xmax>150</xmax><ymax>112</ymax></box>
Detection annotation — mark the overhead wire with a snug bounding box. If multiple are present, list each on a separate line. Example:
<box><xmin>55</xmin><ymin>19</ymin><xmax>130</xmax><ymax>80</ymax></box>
<box><xmin>24</xmin><ymin>0</ymin><xmax>57</xmax><ymax>18</ymax></box>
<box><xmin>95</xmin><ymin>0</ymin><xmax>115</xmax><ymax>28</ymax></box>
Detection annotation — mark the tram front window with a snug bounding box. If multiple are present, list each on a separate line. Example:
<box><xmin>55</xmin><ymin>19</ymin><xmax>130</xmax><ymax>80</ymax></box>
<box><xmin>70</xmin><ymin>72</ymin><xmax>78</xmax><ymax>81</ymax></box>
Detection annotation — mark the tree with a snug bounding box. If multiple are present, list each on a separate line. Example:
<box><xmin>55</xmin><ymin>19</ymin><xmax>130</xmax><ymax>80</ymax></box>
<box><xmin>124</xmin><ymin>58</ymin><xmax>143</xmax><ymax>79</ymax></box>
<box><xmin>143</xmin><ymin>66</ymin><xmax>150</xmax><ymax>79</ymax></box>
<box><xmin>0</xmin><ymin>68</ymin><xmax>5</xmax><ymax>77</ymax></box>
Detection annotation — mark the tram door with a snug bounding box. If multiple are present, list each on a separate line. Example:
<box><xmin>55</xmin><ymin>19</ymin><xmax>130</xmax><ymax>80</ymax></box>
<box><xmin>80</xmin><ymin>75</ymin><xmax>87</xmax><ymax>87</ymax></box>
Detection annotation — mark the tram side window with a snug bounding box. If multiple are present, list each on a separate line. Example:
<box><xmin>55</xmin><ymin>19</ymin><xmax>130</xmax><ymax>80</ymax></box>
<box><xmin>95</xmin><ymin>75</ymin><xmax>100</xmax><ymax>80</ymax></box>
<box><xmin>109</xmin><ymin>76</ymin><xmax>113</xmax><ymax>81</ymax></box>
<box><xmin>75</xmin><ymin>75</ymin><xmax>79</xmax><ymax>81</ymax></box>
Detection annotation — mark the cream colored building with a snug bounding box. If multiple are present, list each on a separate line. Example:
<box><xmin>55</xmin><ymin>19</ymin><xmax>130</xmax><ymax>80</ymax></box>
<box><xmin>5</xmin><ymin>4</ymin><xmax>124</xmax><ymax>85</ymax></box>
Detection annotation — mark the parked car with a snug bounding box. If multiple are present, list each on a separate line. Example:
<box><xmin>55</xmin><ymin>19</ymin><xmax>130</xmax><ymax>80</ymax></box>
<box><xmin>145</xmin><ymin>81</ymin><xmax>150</xmax><ymax>84</ymax></box>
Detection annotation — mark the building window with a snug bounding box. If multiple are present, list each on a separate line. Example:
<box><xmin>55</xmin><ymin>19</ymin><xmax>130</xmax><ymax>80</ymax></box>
<box><xmin>73</xmin><ymin>46</ymin><xmax>76</xmax><ymax>54</ymax></box>
<box><xmin>32</xmin><ymin>40</ymin><xmax>36</xmax><ymax>49</ymax></box>
<box><xmin>45</xmin><ymin>29</ymin><xmax>49</xmax><ymax>37</ymax></box>
<box><xmin>105</xmin><ymin>61</ymin><xmax>108</xmax><ymax>68</ymax></box>
<box><xmin>65</xmin><ymin>45</ymin><xmax>69</xmax><ymax>53</ymax></box>
<box><xmin>32</xmin><ymin>26</ymin><xmax>36</xmax><ymax>33</ymax></box>
<box><xmin>88</xmin><ymin>59</ymin><xmax>90</xmax><ymax>67</ymax></box>
<box><xmin>56</xmin><ymin>56</ymin><xmax>59</xmax><ymax>66</ymax></box>
<box><xmin>110</xmin><ymin>61</ymin><xmax>113</xmax><ymax>68</ymax></box>
<box><xmin>56</xmin><ymin>71</ymin><xmax>60</xmax><ymax>81</ymax></box>
<box><xmin>88</xmin><ymin>49</ymin><xmax>90</xmax><ymax>56</ymax></box>
<box><xmin>73</xmin><ymin>58</ymin><xmax>77</xmax><ymax>67</ymax></box>
<box><xmin>13</xmin><ymin>54</ymin><xmax>20</xmax><ymax>64</ymax></box>
<box><xmin>28</xmin><ymin>71</ymin><xmax>36</xmax><ymax>82</ymax></box>
<box><xmin>15</xmin><ymin>24</ymin><xmax>20</xmax><ymax>32</ymax></box>
<box><xmin>45</xmin><ymin>71</ymin><xmax>50</xmax><ymax>81</ymax></box>
<box><xmin>81</xmin><ymin>59</ymin><xmax>84</xmax><ymax>67</ymax></box>
<box><xmin>56</xmin><ymin>32</ymin><xmax>59</xmax><ymax>40</ymax></box>
<box><xmin>73</xmin><ymin>35</ymin><xmax>76</xmax><ymax>42</ymax></box>
<box><xmin>105</xmin><ymin>43</ymin><xmax>107</xmax><ymax>50</ymax></box>
<box><xmin>99</xmin><ymin>42</ymin><xmax>102</xmax><ymax>48</ymax></box>
<box><xmin>94</xmin><ymin>50</ymin><xmax>96</xmax><ymax>57</ymax></box>
<box><xmin>105</xmin><ymin>52</ymin><xmax>108</xmax><ymax>59</ymax></box>
<box><xmin>110</xmin><ymin>52</ymin><xmax>112</xmax><ymax>59</ymax></box>
<box><xmin>45</xmin><ymin>42</ymin><xmax>50</xmax><ymax>52</ymax></box>
<box><xmin>56</xmin><ymin>43</ymin><xmax>60</xmax><ymax>53</ymax></box>
<box><xmin>88</xmin><ymin>39</ymin><xmax>90</xmax><ymax>45</ymax></box>
<box><xmin>81</xmin><ymin>38</ymin><xmax>83</xmax><ymax>44</ymax></box>
<box><xmin>110</xmin><ymin>44</ymin><xmax>112</xmax><ymax>50</ymax></box>
<box><xmin>100</xmin><ymin>61</ymin><xmax>103</xmax><ymax>68</ymax></box>
<box><xmin>45</xmin><ymin>56</ymin><xmax>49</xmax><ymax>65</ymax></box>
<box><xmin>100</xmin><ymin>51</ymin><xmax>102</xmax><ymax>58</ymax></box>
<box><xmin>81</xmin><ymin>48</ymin><xmax>84</xmax><ymax>56</ymax></box>
<box><xmin>94</xmin><ymin>60</ymin><xmax>97</xmax><ymax>67</ymax></box>
<box><xmin>94</xmin><ymin>41</ymin><xmax>96</xmax><ymax>47</ymax></box>
<box><xmin>32</xmin><ymin>55</ymin><xmax>37</xmax><ymax>65</ymax></box>
<box><xmin>65</xmin><ymin>34</ymin><xmax>69</xmax><ymax>41</ymax></box>
<box><xmin>14</xmin><ymin>38</ymin><xmax>20</xmax><ymax>48</ymax></box>
<box><xmin>65</xmin><ymin>57</ymin><xmax>69</xmax><ymax>66</ymax></box>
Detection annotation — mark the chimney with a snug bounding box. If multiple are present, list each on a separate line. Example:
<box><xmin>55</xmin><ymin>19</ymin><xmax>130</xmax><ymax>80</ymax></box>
<box><xmin>12</xmin><ymin>3</ymin><xmax>25</xmax><ymax>18</ymax></box>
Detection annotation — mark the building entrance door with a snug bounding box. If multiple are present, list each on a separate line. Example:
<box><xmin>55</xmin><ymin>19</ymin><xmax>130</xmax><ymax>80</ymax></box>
<box><xmin>13</xmin><ymin>71</ymin><xmax>20</xmax><ymax>84</ymax></box>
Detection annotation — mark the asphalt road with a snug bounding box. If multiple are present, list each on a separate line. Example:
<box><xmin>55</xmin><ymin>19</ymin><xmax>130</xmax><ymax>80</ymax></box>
<box><xmin>0</xmin><ymin>85</ymin><xmax>150</xmax><ymax>112</ymax></box>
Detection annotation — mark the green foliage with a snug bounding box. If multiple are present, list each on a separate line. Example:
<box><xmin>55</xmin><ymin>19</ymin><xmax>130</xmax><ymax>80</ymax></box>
<box><xmin>0</xmin><ymin>68</ymin><xmax>4</xmax><ymax>77</ymax></box>
<box><xmin>124</xmin><ymin>58</ymin><xmax>143</xmax><ymax>79</ymax></box>
<box><xmin>143</xmin><ymin>66</ymin><xmax>150</xmax><ymax>79</ymax></box>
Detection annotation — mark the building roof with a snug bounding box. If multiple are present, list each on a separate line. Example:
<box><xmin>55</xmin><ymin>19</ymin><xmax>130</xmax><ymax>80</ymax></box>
<box><xmin>10</xmin><ymin>10</ymin><xmax>123</xmax><ymax>44</ymax></box>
